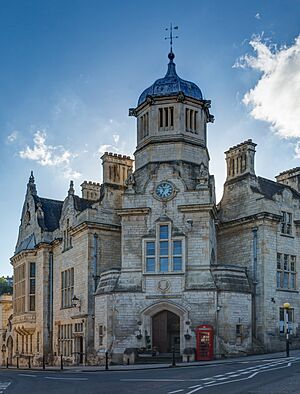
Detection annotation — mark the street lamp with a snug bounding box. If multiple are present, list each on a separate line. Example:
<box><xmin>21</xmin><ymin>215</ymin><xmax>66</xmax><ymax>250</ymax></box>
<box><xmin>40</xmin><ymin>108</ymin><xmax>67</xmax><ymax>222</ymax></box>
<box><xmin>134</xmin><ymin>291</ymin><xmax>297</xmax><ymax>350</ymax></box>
<box><xmin>283</xmin><ymin>302</ymin><xmax>291</xmax><ymax>357</ymax></box>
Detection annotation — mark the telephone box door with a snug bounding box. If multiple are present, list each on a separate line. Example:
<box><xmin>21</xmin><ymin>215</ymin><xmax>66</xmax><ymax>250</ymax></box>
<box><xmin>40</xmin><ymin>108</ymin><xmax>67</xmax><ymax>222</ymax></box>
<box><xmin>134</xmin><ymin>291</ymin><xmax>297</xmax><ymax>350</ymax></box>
<box><xmin>195</xmin><ymin>325</ymin><xmax>214</xmax><ymax>361</ymax></box>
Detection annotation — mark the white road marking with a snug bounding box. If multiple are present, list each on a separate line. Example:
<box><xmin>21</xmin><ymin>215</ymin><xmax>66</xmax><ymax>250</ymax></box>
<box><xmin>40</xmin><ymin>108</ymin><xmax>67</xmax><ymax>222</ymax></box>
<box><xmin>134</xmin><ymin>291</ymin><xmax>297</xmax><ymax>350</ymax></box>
<box><xmin>18</xmin><ymin>374</ymin><xmax>37</xmax><ymax>378</ymax></box>
<box><xmin>168</xmin><ymin>390</ymin><xmax>184</xmax><ymax>394</ymax></box>
<box><xmin>121</xmin><ymin>379</ymin><xmax>185</xmax><ymax>382</ymax></box>
<box><xmin>188</xmin><ymin>385</ymin><xmax>202</xmax><ymax>389</ymax></box>
<box><xmin>44</xmin><ymin>377</ymin><xmax>88</xmax><ymax>381</ymax></box>
<box><xmin>0</xmin><ymin>382</ymin><xmax>11</xmax><ymax>393</ymax></box>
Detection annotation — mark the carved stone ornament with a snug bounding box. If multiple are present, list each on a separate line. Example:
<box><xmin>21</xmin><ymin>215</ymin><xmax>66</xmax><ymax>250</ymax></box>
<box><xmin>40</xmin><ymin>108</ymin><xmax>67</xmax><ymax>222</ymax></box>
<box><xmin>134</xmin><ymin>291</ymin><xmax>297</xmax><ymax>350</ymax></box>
<box><xmin>157</xmin><ymin>279</ymin><xmax>171</xmax><ymax>293</ymax></box>
<box><xmin>176</xmin><ymin>92</ymin><xmax>185</xmax><ymax>102</ymax></box>
<box><xmin>125</xmin><ymin>172</ymin><xmax>135</xmax><ymax>193</ymax></box>
<box><xmin>196</xmin><ymin>163</ymin><xmax>209</xmax><ymax>189</ymax></box>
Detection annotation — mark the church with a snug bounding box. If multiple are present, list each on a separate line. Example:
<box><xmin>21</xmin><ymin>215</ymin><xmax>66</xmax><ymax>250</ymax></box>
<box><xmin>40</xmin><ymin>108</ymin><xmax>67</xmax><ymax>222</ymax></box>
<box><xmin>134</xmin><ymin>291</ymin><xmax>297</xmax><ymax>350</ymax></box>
<box><xmin>4</xmin><ymin>48</ymin><xmax>300</xmax><ymax>366</ymax></box>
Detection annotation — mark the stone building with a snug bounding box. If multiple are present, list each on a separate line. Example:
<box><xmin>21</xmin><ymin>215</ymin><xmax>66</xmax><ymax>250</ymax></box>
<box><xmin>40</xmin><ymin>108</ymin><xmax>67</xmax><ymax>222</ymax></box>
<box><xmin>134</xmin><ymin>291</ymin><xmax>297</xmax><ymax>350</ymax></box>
<box><xmin>0</xmin><ymin>294</ymin><xmax>13</xmax><ymax>366</ymax></box>
<box><xmin>9</xmin><ymin>49</ymin><xmax>300</xmax><ymax>365</ymax></box>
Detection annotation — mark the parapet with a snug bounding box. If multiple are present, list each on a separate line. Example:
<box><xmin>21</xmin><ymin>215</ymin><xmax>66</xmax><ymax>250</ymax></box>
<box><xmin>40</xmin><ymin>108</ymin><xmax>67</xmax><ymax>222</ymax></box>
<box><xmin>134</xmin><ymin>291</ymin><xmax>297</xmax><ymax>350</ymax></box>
<box><xmin>81</xmin><ymin>181</ymin><xmax>101</xmax><ymax>201</ymax></box>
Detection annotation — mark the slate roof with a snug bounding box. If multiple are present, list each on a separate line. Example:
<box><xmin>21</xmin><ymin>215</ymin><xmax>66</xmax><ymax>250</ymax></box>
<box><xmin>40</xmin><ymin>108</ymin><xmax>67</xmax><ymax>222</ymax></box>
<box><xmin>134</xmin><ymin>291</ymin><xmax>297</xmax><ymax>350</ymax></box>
<box><xmin>251</xmin><ymin>176</ymin><xmax>300</xmax><ymax>200</ymax></box>
<box><xmin>33</xmin><ymin>196</ymin><xmax>63</xmax><ymax>231</ymax></box>
<box><xmin>138</xmin><ymin>51</ymin><xmax>203</xmax><ymax>106</ymax></box>
<box><xmin>73</xmin><ymin>195</ymin><xmax>94</xmax><ymax>211</ymax></box>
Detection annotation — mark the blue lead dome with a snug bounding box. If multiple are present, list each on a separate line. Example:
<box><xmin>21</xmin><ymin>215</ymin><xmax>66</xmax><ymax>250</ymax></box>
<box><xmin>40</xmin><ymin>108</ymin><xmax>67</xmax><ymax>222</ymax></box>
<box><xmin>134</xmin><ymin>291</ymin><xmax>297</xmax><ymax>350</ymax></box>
<box><xmin>138</xmin><ymin>51</ymin><xmax>203</xmax><ymax>106</ymax></box>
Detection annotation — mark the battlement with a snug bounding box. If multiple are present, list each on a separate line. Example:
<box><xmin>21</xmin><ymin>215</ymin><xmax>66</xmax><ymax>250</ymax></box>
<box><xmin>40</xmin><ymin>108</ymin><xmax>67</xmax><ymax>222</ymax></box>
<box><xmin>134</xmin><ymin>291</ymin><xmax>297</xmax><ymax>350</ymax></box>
<box><xmin>225</xmin><ymin>139</ymin><xmax>256</xmax><ymax>181</ymax></box>
<box><xmin>81</xmin><ymin>181</ymin><xmax>101</xmax><ymax>201</ymax></box>
<box><xmin>276</xmin><ymin>167</ymin><xmax>300</xmax><ymax>192</ymax></box>
<box><xmin>101</xmin><ymin>152</ymin><xmax>134</xmax><ymax>186</ymax></box>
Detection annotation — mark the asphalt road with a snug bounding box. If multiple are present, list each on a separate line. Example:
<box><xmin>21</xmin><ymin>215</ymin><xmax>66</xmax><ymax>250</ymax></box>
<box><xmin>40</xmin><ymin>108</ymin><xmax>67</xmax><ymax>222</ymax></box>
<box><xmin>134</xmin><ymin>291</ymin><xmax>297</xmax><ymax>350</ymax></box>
<box><xmin>1</xmin><ymin>356</ymin><xmax>300</xmax><ymax>394</ymax></box>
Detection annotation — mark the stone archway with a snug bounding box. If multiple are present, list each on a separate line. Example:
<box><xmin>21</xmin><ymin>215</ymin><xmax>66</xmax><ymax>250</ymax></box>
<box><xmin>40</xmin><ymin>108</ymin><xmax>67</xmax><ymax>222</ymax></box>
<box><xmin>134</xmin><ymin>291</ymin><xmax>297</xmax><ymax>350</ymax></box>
<box><xmin>7</xmin><ymin>336</ymin><xmax>13</xmax><ymax>365</ymax></box>
<box><xmin>140</xmin><ymin>301</ymin><xmax>189</xmax><ymax>354</ymax></box>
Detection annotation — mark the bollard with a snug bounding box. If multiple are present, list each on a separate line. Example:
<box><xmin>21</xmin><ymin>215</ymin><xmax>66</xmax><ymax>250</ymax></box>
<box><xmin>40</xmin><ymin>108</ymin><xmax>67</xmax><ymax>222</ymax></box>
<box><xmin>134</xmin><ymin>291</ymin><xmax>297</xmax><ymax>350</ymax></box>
<box><xmin>6</xmin><ymin>358</ymin><xmax>8</xmax><ymax>368</ymax></box>
<box><xmin>17</xmin><ymin>356</ymin><xmax>19</xmax><ymax>369</ymax></box>
<box><xmin>105</xmin><ymin>351</ymin><xmax>109</xmax><ymax>370</ymax></box>
<box><xmin>28</xmin><ymin>356</ymin><xmax>31</xmax><ymax>369</ymax></box>
<box><xmin>172</xmin><ymin>346</ymin><xmax>176</xmax><ymax>367</ymax></box>
<box><xmin>42</xmin><ymin>355</ymin><xmax>45</xmax><ymax>370</ymax></box>
<box><xmin>60</xmin><ymin>354</ymin><xmax>63</xmax><ymax>370</ymax></box>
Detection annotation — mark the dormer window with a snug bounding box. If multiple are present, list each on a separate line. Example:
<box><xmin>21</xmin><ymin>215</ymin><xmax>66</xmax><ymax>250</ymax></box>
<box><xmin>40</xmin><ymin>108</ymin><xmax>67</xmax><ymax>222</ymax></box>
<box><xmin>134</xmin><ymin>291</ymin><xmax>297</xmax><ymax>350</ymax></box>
<box><xmin>63</xmin><ymin>219</ymin><xmax>72</xmax><ymax>251</ymax></box>
<box><xmin>158</xmin><ymin>107</ymin><xmax>174</xmax><ymax>130</ymax></box>
<box><xmin>281</xmin><ymin>211</ymin><xmax>292</xmax><ymax>235</ymax></box>
<box><xmin>185</xmin><ymin>108</ymin><xmax>198</xmax><ymax>133</ymax></box>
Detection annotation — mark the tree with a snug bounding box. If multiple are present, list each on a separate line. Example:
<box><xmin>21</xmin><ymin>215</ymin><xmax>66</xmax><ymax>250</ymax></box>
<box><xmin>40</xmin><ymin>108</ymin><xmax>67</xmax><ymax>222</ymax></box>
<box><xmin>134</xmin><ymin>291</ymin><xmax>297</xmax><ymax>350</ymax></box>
<box><xmin>0</xmin><ymin>277</ymin><xmax>13</xmax><ymax>295</ymax></box>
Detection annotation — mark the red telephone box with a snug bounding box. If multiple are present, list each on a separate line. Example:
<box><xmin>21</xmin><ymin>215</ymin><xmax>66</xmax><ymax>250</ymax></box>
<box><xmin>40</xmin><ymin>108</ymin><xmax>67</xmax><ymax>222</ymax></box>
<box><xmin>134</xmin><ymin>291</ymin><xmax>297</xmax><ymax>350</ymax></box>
<box><xmin>195</xmin><ymin>325</ymin><xmax>214</xmax><ymax>361</ymax></box>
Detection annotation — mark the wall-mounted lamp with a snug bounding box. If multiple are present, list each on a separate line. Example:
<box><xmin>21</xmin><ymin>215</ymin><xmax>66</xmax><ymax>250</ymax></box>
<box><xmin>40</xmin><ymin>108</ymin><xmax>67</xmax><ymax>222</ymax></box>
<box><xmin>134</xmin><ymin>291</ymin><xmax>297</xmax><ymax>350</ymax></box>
<box><xmin>271</xmin><ymin>297</ymin><xmax>276</xmax><ymax>304</ymax></box>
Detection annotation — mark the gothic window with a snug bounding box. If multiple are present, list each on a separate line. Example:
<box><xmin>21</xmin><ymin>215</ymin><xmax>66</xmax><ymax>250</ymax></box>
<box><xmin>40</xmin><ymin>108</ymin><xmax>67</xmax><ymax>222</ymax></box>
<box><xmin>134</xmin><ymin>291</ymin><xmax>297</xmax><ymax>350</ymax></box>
<box><xmin>281</xmin><ymin>211</ymin><xmax>292</xmax><ymax>235</ymax></box>
<box><xmin>140</xmin><ymin>112</ymin><xmax>149</xmax><ymax>139</ymax></box>
<box><xmin>29</xmin><ymin>262</ymin><xmax>36</xmax><ymax>311</ymax></box>
<box><xmin>158</xmin><ymin>107</ymin><xmax>174</xmax><ymax>130</ymax></box>
<box><xmin>61</xmin><ymin>268</ymin><xmax>74</xmax><ymax>308</ymax></box>
<box><xmin>58</xmin><ymin>324</ymin><xmax>73</xmax><ymax>356</ymax></box>
<box><xmin>144</xmin><ymin>223</ymin><xmax>184</xmax><ymax>273</ymax></box>
<box><xmin>63</xmin><ymin>219</ymin><xmax>72</xmax><ymax>251</ymax></box>
<box><xmin>99</xmin><ymin>325</ymin><xmax>104</xmax><ymax>346</ymax></box>
<box><xmin>277</xmin><ymin>253</ymin><xmax>296</xmax><ymax>290</ymax></box>
<box><xmin>279</xmin><ymin>307</ymin><xmax>294</xmax><ymax>335</ymax></box>
<box><xmin>185</xmin><ymin>108</ymin><xmax>198</xmax><ymax>133</ymax></box>
<box><xmin>14</xmin><ymin>263</ymin><xmax>26</xmax><ymax>313</ymax></box>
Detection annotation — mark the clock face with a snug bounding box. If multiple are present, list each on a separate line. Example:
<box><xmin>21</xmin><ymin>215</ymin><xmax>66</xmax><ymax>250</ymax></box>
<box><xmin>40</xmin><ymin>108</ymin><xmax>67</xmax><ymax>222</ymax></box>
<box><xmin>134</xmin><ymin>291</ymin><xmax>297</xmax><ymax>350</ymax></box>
<box><xmin>155</xmin><ymin>182</ymin><xmax>174</xmax><ymax>200</ymax></box>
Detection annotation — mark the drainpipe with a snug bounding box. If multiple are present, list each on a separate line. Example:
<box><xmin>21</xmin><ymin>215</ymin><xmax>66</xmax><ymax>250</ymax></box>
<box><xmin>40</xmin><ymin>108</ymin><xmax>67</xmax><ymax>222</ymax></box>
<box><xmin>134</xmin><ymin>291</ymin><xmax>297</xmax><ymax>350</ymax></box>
<box><xmin>48</xmin><ymin>251</ymin><xmax>54</xmax><ymax>355</ymax></box>
<box><xmin>252</xmin><ymin>227</ymin><xmax>258</xmax><ymax>339</ymax></box>
<box><xmin>92</xmin><ymin>233</ymin><xmax>99</xmax><ymax>292</ymax></box>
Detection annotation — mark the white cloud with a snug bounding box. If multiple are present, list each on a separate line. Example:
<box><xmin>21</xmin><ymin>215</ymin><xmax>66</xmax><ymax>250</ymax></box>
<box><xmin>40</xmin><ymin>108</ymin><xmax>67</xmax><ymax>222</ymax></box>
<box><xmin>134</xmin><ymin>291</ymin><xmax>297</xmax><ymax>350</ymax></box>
<box><xmin>234</xmin><ymin>35</ymin><xmax>300</xmax><ymax>155</ymax></box>
<box><xmin>7</xmin><ymin>131</ymin><xmax>18</xmax><ymax>143</ymax></box>
<box><xmin>255</xmin><ymin>13</ymin><xmax>261</xmax><ymax>20</ymax></box>
<box><xmin>98</xmin><ymin>144</ymin><xmax>119</xmax><ymax>156</ymax></box>
<box><xmin>19</xmin><ymin>130</ymin><xmax>81</xmax><ymax>179</ymax></box>
<box><xmin>113</xmin><ymin>134</ymin><xmax>120</xmax><ymax>144</ymax></box>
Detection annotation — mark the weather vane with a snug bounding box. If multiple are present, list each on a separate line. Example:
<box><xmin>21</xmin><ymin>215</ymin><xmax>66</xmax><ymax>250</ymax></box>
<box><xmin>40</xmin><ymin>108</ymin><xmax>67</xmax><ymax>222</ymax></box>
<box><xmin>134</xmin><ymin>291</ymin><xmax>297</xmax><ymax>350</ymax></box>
<box><xmin>165</xmin><ymin>23</ymin><xmax>179</xmax><ymax>52</ymax></box>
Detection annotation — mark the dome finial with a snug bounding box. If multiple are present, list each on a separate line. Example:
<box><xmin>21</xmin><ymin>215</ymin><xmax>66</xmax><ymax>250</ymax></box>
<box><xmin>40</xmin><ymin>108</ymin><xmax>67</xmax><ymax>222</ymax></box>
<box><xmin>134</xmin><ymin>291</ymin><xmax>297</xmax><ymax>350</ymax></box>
<box><xmin>165</xmin><ymin>23</ymin><xmax>178</xmax><ymax>62</ymax></box>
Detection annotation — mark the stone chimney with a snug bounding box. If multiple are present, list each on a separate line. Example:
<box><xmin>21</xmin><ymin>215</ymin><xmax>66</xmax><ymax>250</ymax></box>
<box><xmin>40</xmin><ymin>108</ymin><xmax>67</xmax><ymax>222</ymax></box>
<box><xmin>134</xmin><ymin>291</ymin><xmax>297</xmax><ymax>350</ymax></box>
<box><xmin>276</xmin><ymin>167</ymin><xmax>300</xmax><ymax>193</ymax></box>
<box><xmin>225</xmin><ymin>139</ymin><xmax>256</xmax><ymax>181</ymax></box>
<box><xmin>81</xmin><ymin>181</ymin><xmax>101</xmax><ymax>201</ymax></box>
<box><xmin>101</xmin><ymin>152</ymin><xmax>134</xmax><ymax>187</ymax></box>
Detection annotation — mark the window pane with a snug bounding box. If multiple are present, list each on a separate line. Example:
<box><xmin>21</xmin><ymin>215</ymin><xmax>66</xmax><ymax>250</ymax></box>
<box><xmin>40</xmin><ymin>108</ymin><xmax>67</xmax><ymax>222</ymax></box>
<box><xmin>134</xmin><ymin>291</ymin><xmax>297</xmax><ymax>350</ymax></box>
<box><xmin>291</xmin><ymin>256</ymin><xmax>296</xmax><ymax>271</ymax></box>
<box><xmin>30</xmin><ymin>279</ymin><xmax>35</xmax><ymax>294</ymax></box>
<box><xmin>30</xmin><ymin>262</ymin><xmax>36</xmax><ymax>277</ymax></box>
<box><xmin>173</xmin><ymin>241</ymin><xmax>182</xmax><ymax>255</ymax></box>
<box><xmin>159</xmin><ymin>257</ymin><xmax>169</xmax><ymax>272</ymax></box>
<box><xmin>290</xmin><ymin>273</ymin><xmax>296</xmax><ymax>289</ymax></box>
<box><xmin>173</xmin><ymin>256</ymin><xmax>182</xmax><ymax>271</ymax></box>
<box><xmin>276</xmin><ymin>271</ymin><xmax>281</xmax><ymax>288</ymax></box>
<box><xmin>277</xmin><ymin>253</ymin><xmax>281</xmax><ymax>269</ymax></box>
<box><xmin>160</xmin><ymin>225</ymin><xmax>169</xmax><ymax>239</ymax></box>
<box><xmin>146</xmin><ymin>242</ymin><xmax>155</xmax><ymax>256</ymax></box>
<box><xmin>283</xmin><ymin>272</ymin><xmax>289</xmax><ymax>288</ymax></box>
<box><xmin>284</xmin><ymin>255</ymin><xmax>289</xmax><ymax>270</ymax></box>
<box><xmin>146</xmin><ymin>258</ymin><xmax>155</xmax><ymax>272</ymax></box>
<box><xmin>160</xmin><ymin>241</ymin><xmax>169</xmax><ymax>256</ymax></box>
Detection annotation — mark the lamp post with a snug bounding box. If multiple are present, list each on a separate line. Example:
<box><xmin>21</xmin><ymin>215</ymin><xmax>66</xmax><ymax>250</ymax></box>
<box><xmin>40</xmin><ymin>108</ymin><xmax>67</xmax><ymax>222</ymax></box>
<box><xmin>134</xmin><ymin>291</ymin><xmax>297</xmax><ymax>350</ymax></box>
<box><xmin>283</xmin><ymin>302</ymin><xmax>291</xmax><ymax>357</ymax></box>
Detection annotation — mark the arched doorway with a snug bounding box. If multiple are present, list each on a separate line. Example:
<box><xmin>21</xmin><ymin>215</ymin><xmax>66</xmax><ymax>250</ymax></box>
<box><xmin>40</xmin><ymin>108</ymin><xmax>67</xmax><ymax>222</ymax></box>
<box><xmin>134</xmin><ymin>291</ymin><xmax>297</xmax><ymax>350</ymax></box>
<box><xmin>152</xmin><ymin>310</ymin><xmax>180</xmax><ymax>353</ymax></box>
<box><xmin>7</xmin><ymin>336</ymin><xmax>13</xmax><ymax>365</ymax></box>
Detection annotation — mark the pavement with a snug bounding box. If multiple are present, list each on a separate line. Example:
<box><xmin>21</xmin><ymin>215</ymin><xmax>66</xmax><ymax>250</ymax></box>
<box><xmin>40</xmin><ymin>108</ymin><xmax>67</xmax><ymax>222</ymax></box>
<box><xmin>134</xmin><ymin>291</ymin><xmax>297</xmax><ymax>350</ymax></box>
<box><xmin>2</xmin><ymin>349</ymin><xmax>300</xmax><ymax>373</ymax></box>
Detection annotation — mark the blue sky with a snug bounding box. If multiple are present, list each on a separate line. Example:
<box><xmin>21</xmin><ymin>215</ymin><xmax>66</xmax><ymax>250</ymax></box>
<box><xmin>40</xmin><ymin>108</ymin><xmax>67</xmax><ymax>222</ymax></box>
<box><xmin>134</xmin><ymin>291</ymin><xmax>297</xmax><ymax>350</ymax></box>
<box><xmin>1</xmin><ymin>0</ymin><xmax>300</xmax><ymax>275</ymax></box>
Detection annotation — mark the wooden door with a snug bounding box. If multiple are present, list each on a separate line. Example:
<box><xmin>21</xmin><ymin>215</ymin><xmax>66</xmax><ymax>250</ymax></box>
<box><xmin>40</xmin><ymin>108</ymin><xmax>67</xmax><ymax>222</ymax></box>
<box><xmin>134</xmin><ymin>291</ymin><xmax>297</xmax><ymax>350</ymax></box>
<box><xmin>152</xmin><ymin>311</ymin><xmax>180</xmax><ymax>353</ymax></box>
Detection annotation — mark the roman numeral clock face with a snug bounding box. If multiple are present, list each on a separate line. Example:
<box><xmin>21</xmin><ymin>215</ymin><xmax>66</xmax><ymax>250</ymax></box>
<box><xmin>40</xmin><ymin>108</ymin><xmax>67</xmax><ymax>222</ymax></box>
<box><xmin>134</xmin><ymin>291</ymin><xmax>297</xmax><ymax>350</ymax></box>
<box><xmin>155</xmin><ymin>182</ymin><xmax>174</xmax><ymax>200</ymax></box>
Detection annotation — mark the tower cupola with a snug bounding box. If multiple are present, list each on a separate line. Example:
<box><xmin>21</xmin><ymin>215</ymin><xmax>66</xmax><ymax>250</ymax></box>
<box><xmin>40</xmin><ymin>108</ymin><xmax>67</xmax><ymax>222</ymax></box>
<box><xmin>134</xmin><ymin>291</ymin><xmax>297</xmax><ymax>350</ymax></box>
<box><xmin>129</xmin><ymin>51</ymin><xmax>214</xmax><ymax>171</ymax></box>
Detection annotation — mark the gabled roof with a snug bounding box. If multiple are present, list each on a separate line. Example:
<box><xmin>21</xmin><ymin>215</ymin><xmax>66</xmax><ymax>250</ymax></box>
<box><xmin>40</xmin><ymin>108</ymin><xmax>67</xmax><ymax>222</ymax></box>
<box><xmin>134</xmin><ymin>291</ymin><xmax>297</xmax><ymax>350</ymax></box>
<box><xmin>33</xmin><ymin>196</ymin><xmax>63</xmax><ymax>231</ymax></box>
<box><xmin>251</xmin><ymin>177</ymin><xmax>300</xmax><ymax>201</ymax></box>
<box><xmin>73</xmin><ymin>195</ymin><xmax>94</xmax><ymax>211</ymax></box>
